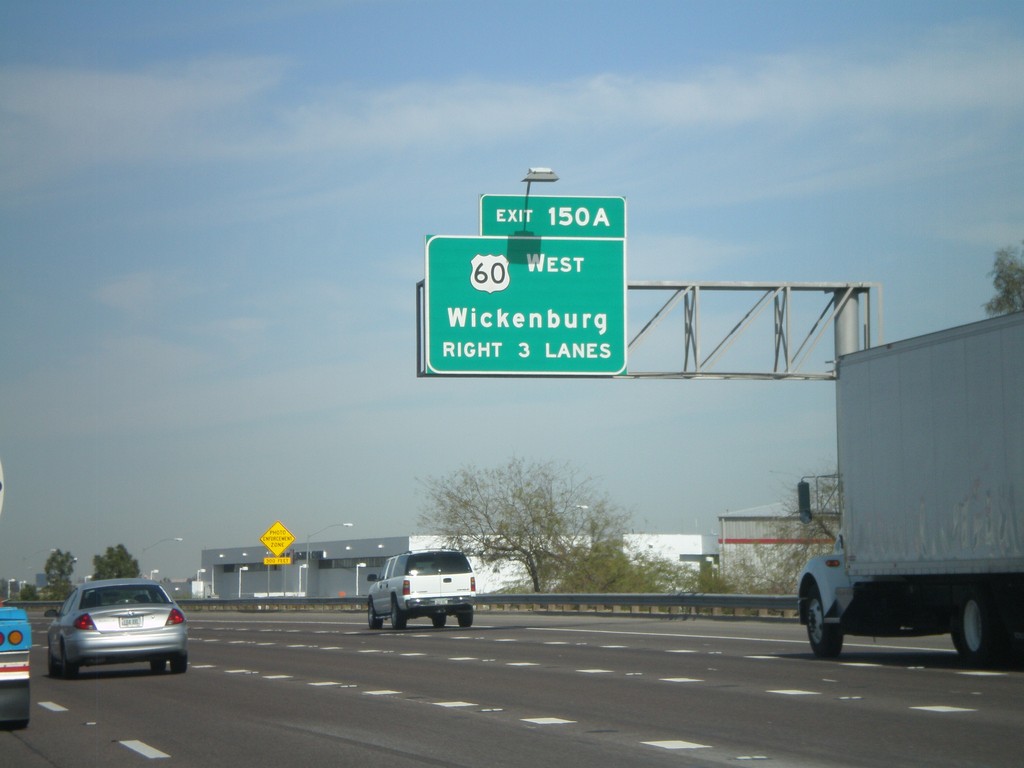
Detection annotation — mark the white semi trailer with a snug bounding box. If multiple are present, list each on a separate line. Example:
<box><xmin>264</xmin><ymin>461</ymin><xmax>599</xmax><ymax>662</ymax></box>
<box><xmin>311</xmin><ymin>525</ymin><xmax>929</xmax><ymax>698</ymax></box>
<box><xmin>798</xmin><ymin>311</ymin><xmax>1024</xmax><ymax>665</ymax></box>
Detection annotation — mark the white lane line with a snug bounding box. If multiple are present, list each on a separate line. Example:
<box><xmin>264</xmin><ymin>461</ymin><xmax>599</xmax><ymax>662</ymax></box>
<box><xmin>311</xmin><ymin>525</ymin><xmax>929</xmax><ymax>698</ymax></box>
<box><xmin>38</xmin><ymin>701</ymin><xmax>68</xmax><ymax>712</ymax></box>
<box><xmin>435</xmin><ymin>701</ymin><xmax>478</xmax><ymax>708</ymax></box>
<box><xmin>768</xmin><ymin>689</ymin><xmax>820</xmax><ymax>696</ymax></box>
<box><xmin>642</xmin><ymin>739</ymin><xmax>711</xmax><ymax>750</ymax></box>
<box><xmin>120</xmin><ymin>740</ymin><xmax>170</xmax><ymax>759</ymax></box>
<box><xmin>522</xmin><ymin>717</ymin><xmax>576</xmax><ymax>725</ymax></box>
<box><xmin>910</xmin><ymin>705</ymin><xmax>977</xmax><ymax>713</ymax></box>
<box><xmin>577</xmin><ymin>669</ymin><xmax>613</xmax><ymax>674</ymax></box>
<box><xmin>507</xmin><ymin>662</ymin><xmax>539</xmax><ymax>667</ymax></box>
<box><xmin>364</xmin><ymin>689</ymin><xmax>401</xmax><ymax>696</ymax></box>
<box><xmin>957</xmin><ymin>670</ymin><xmax>1006</xmax><ymax>677</ymax></box>
<box><xmin>449</xmin><ymin>657</ymin><xmax>477</xmax><ymax>661</ymax></box>
<box><xmin>660</xmin><ymin>677</ymin><xmax>703</xmax><ymax>683</ymax></box>
<box><xmin>528</xmin><ymin>626</ymin><xmax>956</xmax><ymax>654</ymax></box>
<box><xmin>263</xmin><ymin>675</ymin><xmax>292</xmax><ymax>680</ymax></box>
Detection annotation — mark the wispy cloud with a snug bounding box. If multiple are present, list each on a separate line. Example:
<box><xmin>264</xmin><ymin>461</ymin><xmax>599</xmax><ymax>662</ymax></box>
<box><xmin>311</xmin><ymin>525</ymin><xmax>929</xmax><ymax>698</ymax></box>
<box><xmin>3</xmin><ymin>23</ymin><xmax>1020</xmax><ymax>197</ymax></box>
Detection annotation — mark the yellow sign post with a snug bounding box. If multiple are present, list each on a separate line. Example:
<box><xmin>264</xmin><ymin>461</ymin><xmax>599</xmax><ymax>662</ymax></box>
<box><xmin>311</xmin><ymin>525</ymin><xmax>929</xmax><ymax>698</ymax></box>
<box><xmin>260</xmin><ymin>520</ymin><xmax>296</xmax><ymax>558</ymax></box>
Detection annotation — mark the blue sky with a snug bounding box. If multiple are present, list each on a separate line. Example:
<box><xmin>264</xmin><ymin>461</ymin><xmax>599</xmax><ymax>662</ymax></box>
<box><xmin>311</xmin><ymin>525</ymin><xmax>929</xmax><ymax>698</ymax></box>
<box><xmin>2</xmin><ymin>1</ymin><xmax>1022</xmax><ymax>583</ymax></box>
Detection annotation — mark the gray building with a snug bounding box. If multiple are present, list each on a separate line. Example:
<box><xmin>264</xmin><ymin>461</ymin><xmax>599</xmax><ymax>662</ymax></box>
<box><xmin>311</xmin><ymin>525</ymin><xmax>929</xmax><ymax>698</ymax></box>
<box><xmin>200</xmin><ymin>536</ymin><xmax>408</xmax><ymax>599</ymax></box>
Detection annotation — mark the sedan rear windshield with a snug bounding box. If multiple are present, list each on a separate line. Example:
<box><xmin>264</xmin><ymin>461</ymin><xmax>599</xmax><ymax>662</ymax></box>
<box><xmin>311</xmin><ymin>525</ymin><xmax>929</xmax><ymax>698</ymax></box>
<box><xmin>80</xmin><ymin>586</ymin><xmax>171</xmax><ymax>609</ymax></box>
<box><xmin>405</xmin><ymin>552</ymin><xmax>472</xmax><ymax>576</ymax></box>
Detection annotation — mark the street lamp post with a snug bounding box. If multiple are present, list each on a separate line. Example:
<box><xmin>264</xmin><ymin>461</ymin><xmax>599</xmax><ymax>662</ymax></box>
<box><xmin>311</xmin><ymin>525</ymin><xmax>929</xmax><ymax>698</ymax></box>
<box><xmin>304</xmin><ymin>523</ymin><xmax>353</xmax><ymax>597</ymax></box>
<box><xmin>238</xmin><ymin>566</ymin><xmax>249</xmax><ymax>598</ymax></box>
<box><xmin>355</xmin><ymin>562</ymin><xmax>367</xmax><ymax>596</ymax></box>
<box><xmin>148</xmin><ymin>569</ymin><xmax>159</xmax><ymax>580</ymax></box>
<box><xmin>519</xmin><ymin>167</ymin><xmax>559</xmax><ymax>234</ymax></box>
<box><xmin>141</xmin><ymin>537</ymin><xmax>183</xmax><ymax>578</ymax></box>
<box><xmin>196</xmin><ymin>568</ymin><xmax>206</xmax><ymax>598</ymax></box>
<box><xmin>299</xmin><ymin>564</ymin><xmax>308</xmax><ymax>596</ymax></box>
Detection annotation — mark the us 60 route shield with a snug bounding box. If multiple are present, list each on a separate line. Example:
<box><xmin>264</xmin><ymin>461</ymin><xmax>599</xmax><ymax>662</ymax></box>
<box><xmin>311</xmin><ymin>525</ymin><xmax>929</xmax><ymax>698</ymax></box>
<box><xmin>424</xmin><ymin>235</ymin><xmax>627</xmax><ymax>376</ymax></box>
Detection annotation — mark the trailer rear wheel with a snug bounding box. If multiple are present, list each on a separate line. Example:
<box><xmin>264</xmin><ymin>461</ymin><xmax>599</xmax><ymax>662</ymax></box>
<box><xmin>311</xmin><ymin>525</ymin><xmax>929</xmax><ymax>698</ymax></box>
<box><xmin>806</xmin><ymin>584</ymin><xmax>843</xmax><ymax>658</ymax></box>
<box><xmin>952</xmin><ymin>589</ymin><xmax>1008</xmax><ymax>666</ymax></box>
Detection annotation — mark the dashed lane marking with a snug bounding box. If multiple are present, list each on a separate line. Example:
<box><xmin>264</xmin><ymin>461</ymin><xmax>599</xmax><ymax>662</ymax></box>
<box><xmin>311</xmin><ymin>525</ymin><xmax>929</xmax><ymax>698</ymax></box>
<box><xmin>642</xmin><ymin>740</ymin><xmax>711</xmax><ymax>750</ymax></box>
<box><xmin>119</xmin><ymin>740</ymin><xmax>170</xmax><ymax>759</ymax></box>
<box><xmin>910</xmin><ymin>705</ymin><xmax>977</xmax><ymax>713</ymax></box>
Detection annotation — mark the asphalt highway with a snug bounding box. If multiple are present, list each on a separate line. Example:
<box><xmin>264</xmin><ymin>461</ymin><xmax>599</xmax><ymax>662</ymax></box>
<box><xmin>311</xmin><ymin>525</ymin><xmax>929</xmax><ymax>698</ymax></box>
<box><xmin>4</xmin><ymin>610</ymin><xmax>1021</xmax><ymax>767</ymax></box>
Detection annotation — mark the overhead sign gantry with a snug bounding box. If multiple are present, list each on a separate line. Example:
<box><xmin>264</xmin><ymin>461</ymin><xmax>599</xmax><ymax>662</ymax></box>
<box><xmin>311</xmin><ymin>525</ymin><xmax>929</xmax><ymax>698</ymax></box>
<box><xmin>416</xmin><ymin>171</ymin><xmax>881</xmax><ymax>379</ymax></box>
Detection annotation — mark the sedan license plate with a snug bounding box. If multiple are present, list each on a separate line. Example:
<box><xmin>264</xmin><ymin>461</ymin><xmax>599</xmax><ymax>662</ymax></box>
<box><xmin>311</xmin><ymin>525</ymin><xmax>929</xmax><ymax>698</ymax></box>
<box><xmin>119</xmin><ymin>616</ymin><xmax>143</xmax><ymax>629</ymax></box>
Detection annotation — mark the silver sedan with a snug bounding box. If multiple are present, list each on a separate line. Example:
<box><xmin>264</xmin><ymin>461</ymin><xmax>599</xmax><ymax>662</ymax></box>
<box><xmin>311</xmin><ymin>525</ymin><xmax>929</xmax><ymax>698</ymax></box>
<box><xmin>45</xmin><ymin>578</ymin><xmax>188</xmax><ymax>678</ymax></box>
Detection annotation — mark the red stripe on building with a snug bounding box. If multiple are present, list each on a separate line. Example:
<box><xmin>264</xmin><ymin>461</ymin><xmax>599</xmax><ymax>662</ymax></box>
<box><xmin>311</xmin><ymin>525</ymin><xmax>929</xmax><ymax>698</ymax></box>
<box><xmin>719</xmin><ymin>538</ymin><xmax>835</xmax><ymax>545</ymax></box>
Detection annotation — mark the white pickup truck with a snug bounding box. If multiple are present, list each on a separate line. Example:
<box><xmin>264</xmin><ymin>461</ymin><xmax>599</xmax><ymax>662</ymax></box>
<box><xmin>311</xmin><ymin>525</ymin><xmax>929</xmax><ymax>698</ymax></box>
<box><xmin>366</xmin><ymin>549</ymin><xmax>476</xmax><ymax>629</ymax></box>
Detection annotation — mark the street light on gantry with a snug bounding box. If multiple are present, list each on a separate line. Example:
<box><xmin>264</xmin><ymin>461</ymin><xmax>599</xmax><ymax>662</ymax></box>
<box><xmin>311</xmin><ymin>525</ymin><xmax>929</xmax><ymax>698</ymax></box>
<box><xmin>519</xmin><ymin>167</ymin><xmax>558</xmax><ymax>235</ymax></box>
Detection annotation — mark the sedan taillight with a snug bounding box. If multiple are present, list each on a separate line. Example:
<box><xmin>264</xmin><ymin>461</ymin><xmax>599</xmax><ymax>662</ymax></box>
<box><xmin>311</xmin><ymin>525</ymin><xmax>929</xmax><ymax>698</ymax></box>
<box><xmin>74</xmin><ymin>614</ymin><xmax>96</xmax><ymax>631</ymax></box>
<box><xmin>165</xmin><ymin>608</ymin><xmax>186</xmax><ymax>626</ymax></box>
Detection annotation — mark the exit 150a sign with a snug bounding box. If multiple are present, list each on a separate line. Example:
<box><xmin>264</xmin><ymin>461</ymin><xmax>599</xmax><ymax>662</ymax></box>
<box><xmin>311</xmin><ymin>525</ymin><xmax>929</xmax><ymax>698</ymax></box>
<box><xmin>424</xmin><ymin>235</ymin><xmax>627</xmax><ymax>376</ymax></box>
<box><xmin>480</xmin><ymin>195</ymin><xmax>626</xmax><ymax>239</ymax></box>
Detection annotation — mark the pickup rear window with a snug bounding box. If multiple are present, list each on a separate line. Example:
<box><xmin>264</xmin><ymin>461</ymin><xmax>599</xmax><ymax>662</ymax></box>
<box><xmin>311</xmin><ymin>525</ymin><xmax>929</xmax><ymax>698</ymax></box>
<box><xmin>405</xmin><ymin>552</ymin><xmax>472</xmax><ymax>576</ymax></box>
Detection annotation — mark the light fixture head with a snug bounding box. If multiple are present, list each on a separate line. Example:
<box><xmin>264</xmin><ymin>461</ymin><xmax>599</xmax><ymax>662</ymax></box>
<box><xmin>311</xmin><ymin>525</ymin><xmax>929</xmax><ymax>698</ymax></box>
<box><xmin>522</xmin><ymin>167</ymin><xmax>558</xmax><ymax>182</ymax></box>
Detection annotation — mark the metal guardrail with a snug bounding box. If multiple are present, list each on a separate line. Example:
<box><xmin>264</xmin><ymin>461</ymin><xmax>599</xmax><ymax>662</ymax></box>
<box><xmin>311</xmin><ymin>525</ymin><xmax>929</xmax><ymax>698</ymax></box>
<box><xmin>6</xmin><ymin>593</ymin><xmax>798</xmax><ymax>618</ymax></box>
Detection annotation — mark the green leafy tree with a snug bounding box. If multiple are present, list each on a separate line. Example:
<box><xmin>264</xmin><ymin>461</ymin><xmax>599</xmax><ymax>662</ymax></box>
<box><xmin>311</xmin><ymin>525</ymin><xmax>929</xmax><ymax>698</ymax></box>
<box><xmin>43</xmin><ymin>549</ymin><xmax>76</xmax><ymax>600</ymax></box>
<box><xmin>984</xmin><ymin>241</ymin><xmax>1024</xmax><ymax>316</ymax></box>
<box><xmin>18</xmin><ymin>584</ymin><xmax>39</xmax><ymax>601</ymax></box>
<box><xmin>557</xmin><ymin>541</ymin><xmax>689</xmax><ymax>593</ymax></box>
<box><xmin>420</xmin><ymin>457</ymin><xmax>629</xmax><ymax>592</ymax></box>
<box><xmin>93</xmin><ymin>544</ymin><xmax>141</xmax><ymax>580</ymax></box>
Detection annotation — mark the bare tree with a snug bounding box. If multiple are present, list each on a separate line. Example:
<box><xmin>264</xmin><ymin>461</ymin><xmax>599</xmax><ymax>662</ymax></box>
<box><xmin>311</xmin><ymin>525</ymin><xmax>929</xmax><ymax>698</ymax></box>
<box><xmin>725</xmin><ymin>474</ymin><xmax>840</xmax><ymax>594</ymax></box>
<box><xmin>419</xmin><ymin>457</ymin><xmax>628</xmax><ymax>592</ymax></box>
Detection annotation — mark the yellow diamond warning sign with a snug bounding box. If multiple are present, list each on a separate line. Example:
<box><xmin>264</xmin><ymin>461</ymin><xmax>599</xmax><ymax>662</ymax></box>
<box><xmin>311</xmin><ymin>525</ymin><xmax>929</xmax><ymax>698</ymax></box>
<box><xmin>260</xmin><ymin>520</ymin><xmax>296</xmax><ymax>557</ymax></box>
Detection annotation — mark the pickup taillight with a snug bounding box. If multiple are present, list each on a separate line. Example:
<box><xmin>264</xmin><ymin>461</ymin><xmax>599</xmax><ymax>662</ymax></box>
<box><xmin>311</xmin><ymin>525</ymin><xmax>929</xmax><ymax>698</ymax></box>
<box><xmin>470</xmin><ymin>576</ymin><xmax>476</xmax><ymax>593</ymax></box>
<box><xmin>402</xmin><ymin>579</ymin><xmax>410</xmax><ymax>596</ymax></box>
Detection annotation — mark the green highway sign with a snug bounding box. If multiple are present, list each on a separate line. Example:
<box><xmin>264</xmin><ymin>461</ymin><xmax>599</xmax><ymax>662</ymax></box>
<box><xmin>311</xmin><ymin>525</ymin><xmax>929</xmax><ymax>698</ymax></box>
<box><xmin>480</xmin><ymin>195</ymin><xmax>626</xmax><ymax>239</ymax></box>
<box><xmin>424</xmin><ymin>235</ymin><xmax>627</xmax><ymax>376</ymax></box>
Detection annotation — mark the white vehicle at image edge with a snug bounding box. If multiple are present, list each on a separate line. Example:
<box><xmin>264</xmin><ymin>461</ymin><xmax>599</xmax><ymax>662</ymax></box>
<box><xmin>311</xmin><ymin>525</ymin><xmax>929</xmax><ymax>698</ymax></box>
<box><xmin>45</xmin><ymin>578</ymin><xmax>188</xmax><ymax>678</ymax></box>
<box><xmin>367</xmin><ymin>550</ymin><xmax>476</xmax><ymax>630</ymax></box>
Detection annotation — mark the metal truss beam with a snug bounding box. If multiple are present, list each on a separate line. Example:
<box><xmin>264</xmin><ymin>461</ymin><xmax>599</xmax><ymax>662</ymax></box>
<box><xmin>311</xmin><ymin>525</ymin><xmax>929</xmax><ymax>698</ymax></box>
<box><xmin>416</xmin><ymin>280</ymin><xmax>882</xmax><ymax>379</ymax></box>
<box><xmin>624</xmin><ymin>282</ymin><xmax>882</xmax><ymax>380</ymax></box>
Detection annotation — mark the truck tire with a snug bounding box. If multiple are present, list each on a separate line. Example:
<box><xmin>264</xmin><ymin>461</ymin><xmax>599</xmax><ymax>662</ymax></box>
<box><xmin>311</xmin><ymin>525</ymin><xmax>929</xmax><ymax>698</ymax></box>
<box><xmin>806</xmin><ymin>584</ymin><xmax>843</xmax><ymax>658</ymax></box>
<box><xmin>951</xmin><ymin>589</ymin><xmax>1008</xmax><ymax>666</ymax></box>
<box><xmin>390</xmin><ymin>596</ymin><xmax>408</xmax><ymax>630</ymax></box>
<box><xmin>367</xmin><ymin>600</ymin><xmax>383</xmax><ymax>630</ymax></box>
